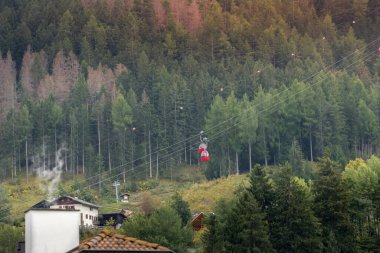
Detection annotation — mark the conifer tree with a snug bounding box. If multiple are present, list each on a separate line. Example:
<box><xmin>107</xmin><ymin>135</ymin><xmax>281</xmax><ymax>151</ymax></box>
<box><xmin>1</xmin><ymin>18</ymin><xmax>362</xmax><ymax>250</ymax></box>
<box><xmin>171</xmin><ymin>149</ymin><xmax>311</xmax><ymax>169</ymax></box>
<box><xmin>122</xmin><ymin>207</ymin><xmax>192</xmax><ymax>253</ymax></box>
<box><xmin>0</xmin><ymin>223</ymin><xmax>23</xmax><ymax>252</ymax></box>
<box><xmin>225</xmin><ymin>91</ymin><xmax>241</xmax><ymax>175</ymax></box>
<box><xmin>239</xmin><ymin>95</ymin><xmax>258</xmax><ymax>172</ymax></box>
<box><xmin>205</xmin><ymin>95</ymin><xmax>227</xmax><ymax>178</ymax></box>
<box><xmin>0</xmin><ymin>187</ymin><xmax>11</xmax><ymax>222</ymax></box>
<box><xmin>201</xmin><ymin>213</ymin><xmax>220</xmax><ymax>253</ymax></box>
<box><xmin>288</xmin><ymin>139</ymin><xmax>305</xmax><ymax>178</ymax></box>
<box><xmin>343</xmin><ymin>158</ymin><xmax>379</xmax><ymax>250</ymax></box>
<box><xmin>170</xmin><ymin>192</ymin><xmax>191</xmax><ymax>226</ymax></box>
<box><xmin>202</xmin><ymin>199</ymin><xmax>233</xmax><ymax>252</ymax></box>
<box><xmin>248</xmin><ymin>165</ymin><xmax>274</xmax><ymax>212</ymax></box>
<box><xmin>112</xmin><ymin>94</ymin><xmax>133</xmax><ymax>181</ymax></box>
<box><xmin>270</xmin><ymin>165</ymin><xmax>322</xmax><ymax>252</ymax></box>
<box><xmin>313</xmin><ymin>153</ymin><xmax>357</xmax><ymax>252</ymax></box>
<box><xmin>232</xmin><ymin>190</ymin><xmax>274</xmax><ymax>253</ymax></box>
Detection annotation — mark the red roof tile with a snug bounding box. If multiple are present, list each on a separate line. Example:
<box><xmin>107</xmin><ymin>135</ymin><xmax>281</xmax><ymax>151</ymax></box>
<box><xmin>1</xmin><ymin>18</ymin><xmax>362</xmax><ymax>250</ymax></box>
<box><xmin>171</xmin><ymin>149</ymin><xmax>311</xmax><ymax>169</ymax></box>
<box><xmin>67</xmin><ymin>229</ymin><xmax>174</xmax><ymax>252</ymax></box>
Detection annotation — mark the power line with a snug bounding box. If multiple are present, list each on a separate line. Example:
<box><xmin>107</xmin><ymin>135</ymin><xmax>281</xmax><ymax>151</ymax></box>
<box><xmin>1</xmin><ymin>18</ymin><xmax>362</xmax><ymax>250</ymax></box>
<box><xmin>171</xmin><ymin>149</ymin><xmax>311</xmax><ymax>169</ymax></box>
<box><xmin>0</xmin><ymin>31</ymin><xmax>379</xmax><ymax>223</ymax></box>
<box><xmin>4</xmin><ymin>35</ymin><xmax>380</xmax><ymax>190</ymax></box>
<box><xmin>56</xmin><ymin>37</ymin><xmax>380</xmax><ymax>198</ymax></box>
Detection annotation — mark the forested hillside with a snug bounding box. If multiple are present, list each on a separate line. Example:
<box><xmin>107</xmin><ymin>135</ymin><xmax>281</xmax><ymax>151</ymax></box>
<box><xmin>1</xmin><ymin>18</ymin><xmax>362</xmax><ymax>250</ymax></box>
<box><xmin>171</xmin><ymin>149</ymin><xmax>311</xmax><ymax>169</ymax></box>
<box><xmin>0</xmin><ymin>0</ymin><xmax>380</xmax><ymax>183</ymax></box>
<box><xmin>2</xmin><ymin>0</ymin><xmax>380</xmax><ymax>252</ymax></box>
<box><xmin>0</xmin><ymin>0</ymin><xmax>380</xmax><ymax>184</ymax></box>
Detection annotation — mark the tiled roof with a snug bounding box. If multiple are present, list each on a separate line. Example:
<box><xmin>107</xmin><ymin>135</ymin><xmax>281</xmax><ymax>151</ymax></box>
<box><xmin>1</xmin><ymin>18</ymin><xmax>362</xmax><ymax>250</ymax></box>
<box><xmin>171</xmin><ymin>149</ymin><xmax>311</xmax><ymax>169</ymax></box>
<box><xmin>68</xmin><ymin>229</ymin><xmax>174</xmax><ymax>253</ymax></box>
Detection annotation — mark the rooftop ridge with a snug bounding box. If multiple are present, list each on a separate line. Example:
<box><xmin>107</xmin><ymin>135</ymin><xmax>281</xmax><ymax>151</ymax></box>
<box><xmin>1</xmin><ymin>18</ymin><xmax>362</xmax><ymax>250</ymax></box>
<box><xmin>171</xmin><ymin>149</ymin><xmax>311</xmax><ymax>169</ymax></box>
<box><xmin>68</xmin><ymin>229</ymin><xmax>173</xmax><ymax>252</ymax></box>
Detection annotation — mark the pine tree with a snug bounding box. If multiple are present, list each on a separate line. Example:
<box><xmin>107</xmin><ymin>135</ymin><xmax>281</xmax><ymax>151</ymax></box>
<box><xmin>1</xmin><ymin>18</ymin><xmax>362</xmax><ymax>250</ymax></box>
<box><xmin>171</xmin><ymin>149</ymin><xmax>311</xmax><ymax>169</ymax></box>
<box><xmin>232</xmin><ymin>190</ymin><xmax>274</xmax><ymax>253</ymax></box>
<box><xmin>248</xmin><ymin>165</ymin><xmax>274</xmax><ymax>212</ymax></box>
<box><xmin>57</xmin><ymin>10</ymin><xmax>74</xmax><ymax>53</ymax></box>
<box><xmin>270</xmin><ymin>165</ymin><xmax>322</xmax><ymax>252</ymax></box>
<box><xmin>313</xmin><ymin>153</ymin><xmax>357</xmax><ymax>252</ymax></box>
<box><xmin>343</xmin><ymin>158</ymin><xmax>379</xmax><ymax>251</ymax></box>
<box><xmin>170</xmin><ymin>192</ymin><xmax>191</xmax><ymax>226</ymax></box>
<box><xmin>122</xmin><ymin>207</ymin><xmax>192</xmax><ymax>253</ymax></box>
<box><xmin>201</xmin><ymin>213</ymin><xmax>220</xmax><ymax>253</ymax></box>
<box><xmin>0</xmin><ymin>187</ymin><xmax>11</xmax><ymax>222</ymax></box>
<box><xmin>288</xmin><ymin>139</ymin><xmax>305</xmax><ymax>178</ymax></box>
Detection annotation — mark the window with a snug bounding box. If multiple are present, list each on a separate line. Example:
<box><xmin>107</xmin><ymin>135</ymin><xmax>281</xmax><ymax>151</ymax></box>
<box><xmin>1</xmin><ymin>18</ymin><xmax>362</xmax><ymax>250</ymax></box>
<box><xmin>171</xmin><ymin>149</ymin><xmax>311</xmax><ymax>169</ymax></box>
<box><xmin>90</xmin><ymin>207</ymin><xmax>93</xmax><ymax>211</ymax></box>
<box><xmin>86</xmin><ymin>214</ymin><xmax>88</xmax><ymax>219</ymax></box>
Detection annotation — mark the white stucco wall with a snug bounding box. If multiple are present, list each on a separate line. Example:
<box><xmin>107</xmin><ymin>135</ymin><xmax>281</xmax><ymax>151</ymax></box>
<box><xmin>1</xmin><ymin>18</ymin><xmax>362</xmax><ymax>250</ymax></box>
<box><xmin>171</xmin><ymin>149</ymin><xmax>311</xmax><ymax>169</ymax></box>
<box><xmin>79</xmin><ymin>204</ymin><xmax>99</xmax><ymax>226</ymax></box>
<box><xmin>25</xmin><ymin>209</ymin><xmax>80</xmax><ymax>253</ymax></box>
<box><xmin>50</xmin><ymin>203</ymin><xmax>99</xmax><ymax>226</ymax></box>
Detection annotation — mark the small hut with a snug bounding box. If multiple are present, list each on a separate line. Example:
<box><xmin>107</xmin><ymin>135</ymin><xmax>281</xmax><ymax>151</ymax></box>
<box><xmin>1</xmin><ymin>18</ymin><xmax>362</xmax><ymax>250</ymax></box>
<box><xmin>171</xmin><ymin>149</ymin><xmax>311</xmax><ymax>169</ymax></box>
<box><xmin>120</xmin><ymin>193</ymin><xmax>130</xmax><ymax>203</ymax></box>
<box><xmin>191</xmin><ymin>212</ymin><xmax>205</xmax><ymax>231</ymax></box>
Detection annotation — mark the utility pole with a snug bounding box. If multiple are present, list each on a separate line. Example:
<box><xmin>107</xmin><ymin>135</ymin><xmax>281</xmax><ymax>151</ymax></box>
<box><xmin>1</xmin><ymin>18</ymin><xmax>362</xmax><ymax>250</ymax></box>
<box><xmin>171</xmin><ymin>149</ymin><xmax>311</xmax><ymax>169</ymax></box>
<box><xmin>132</xmin><ymin>127</ymin><xmax>136</xmax><ymax>172</ymax></box>
<box><xmin>112</xmin><ymin>181</ymin><xmax>120</xmax><ymax>203</ymax></box>
<box><xmin>149</xmin><ymin>130</ymin><xmax>152</xmax><ymax>178</ymax></box>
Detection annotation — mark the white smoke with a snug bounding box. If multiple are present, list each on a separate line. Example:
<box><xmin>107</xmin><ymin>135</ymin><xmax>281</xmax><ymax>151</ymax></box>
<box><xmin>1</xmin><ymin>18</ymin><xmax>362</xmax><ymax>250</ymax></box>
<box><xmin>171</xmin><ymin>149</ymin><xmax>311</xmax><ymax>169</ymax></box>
<box><xmin>33</xmin><ymin>145</ymin><xmax>66</xmax><ymax>200</ymax></box>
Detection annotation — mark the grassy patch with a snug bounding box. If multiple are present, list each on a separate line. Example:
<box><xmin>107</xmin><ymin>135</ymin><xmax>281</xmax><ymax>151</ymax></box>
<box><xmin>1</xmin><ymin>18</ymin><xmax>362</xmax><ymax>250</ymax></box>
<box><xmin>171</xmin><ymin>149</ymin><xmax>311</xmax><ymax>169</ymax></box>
<box><xmin>1</xmin><ymin>166</ymin><xmax>247</xmax><ymax>221</ymax></box>
<box><xmin>2</xmin><ymin>177</ymin><xmax>46</xmax><ymax>218</ymax></box>
<box><xmin>182</xmin><ymin>174</ymin><xmax>248</xmax><ymax>212</ymax></box>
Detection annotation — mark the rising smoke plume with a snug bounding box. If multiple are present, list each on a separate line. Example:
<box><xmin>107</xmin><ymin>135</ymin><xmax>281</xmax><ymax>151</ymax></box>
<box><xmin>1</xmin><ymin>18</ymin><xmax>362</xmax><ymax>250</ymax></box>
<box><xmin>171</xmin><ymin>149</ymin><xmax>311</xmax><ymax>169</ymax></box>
<box><xmin>33</xmin><ymin>144</ymin><xmax>66</xmax><ymax>200</ymax></box>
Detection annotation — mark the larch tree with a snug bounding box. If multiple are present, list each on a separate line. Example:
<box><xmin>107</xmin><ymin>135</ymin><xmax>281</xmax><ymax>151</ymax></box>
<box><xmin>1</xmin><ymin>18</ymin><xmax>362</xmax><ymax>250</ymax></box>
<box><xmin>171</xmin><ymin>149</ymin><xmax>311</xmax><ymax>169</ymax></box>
<box><xmin>0</xmin><ymin>51</ymin><xmax>16</xmax><ymax>123</ymax></box>
<box><xmin>225</xmin><ymin>91</ymin><xmax>242</xmax><ymax>175</ymax></box>
<box><xmin>205</xmin><ymin>95</ymin><xmax>227</xmax><ymax>178</ymax></box>
<box><xmin>112</xmin><ymin>93</ymin><xmax>133</xmax><ymax>183</ymax></box>
<box><xmin>357</xmin><ymin>99</ymin><xmax>379</xmax><ymax>157</ymax></box>
<box><xmin>253</xmin><ymin>88</ymin><xmax>271</xmax><ymax>166</ymax></box>
<box><xmin>238</xmin><ymin>94</ymin><xmax>258</xmax><ymax>172</ymax></box>
<box><xmin>51</xmin><ymin>50</ymin><xmax>80</xmax><ymax>101</ymax></box>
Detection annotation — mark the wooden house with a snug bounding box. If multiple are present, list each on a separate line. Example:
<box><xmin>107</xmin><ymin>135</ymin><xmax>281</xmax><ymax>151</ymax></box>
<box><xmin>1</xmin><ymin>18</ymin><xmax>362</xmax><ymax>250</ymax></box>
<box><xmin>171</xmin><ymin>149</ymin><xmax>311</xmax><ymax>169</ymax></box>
<box><xmin>50</xmin><ymin>196</ymin><xmax>100</xmax><ymax>226</ymax></box>
<box><xmin>99</xmin><ymin>210</ymin><xmax>126</xmax><ymax>228</ymax></box>
<box><xmin>191</xmin><ymin>212</ymin><xmax>205</xmax><ymax>231</ymax></box>
<box><xmin>28</xmin><ymin>196</ymin><xmax>100</xmax><ymax>227</ymax></box>
<box><xmin>120</xmin><ymin>193</ymin><xmax>130</xmax><ymax>203</ymax></box>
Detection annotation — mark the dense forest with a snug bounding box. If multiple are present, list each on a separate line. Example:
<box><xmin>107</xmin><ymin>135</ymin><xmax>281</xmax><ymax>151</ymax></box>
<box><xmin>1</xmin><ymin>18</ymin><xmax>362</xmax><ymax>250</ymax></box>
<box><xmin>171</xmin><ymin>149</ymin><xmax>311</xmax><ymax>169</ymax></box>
<box><xmin>1</xmin><ymin>0</ymin><xmax>380</xmax><ymax>183</ymax></box>
<box><xmin>1</xmin><ymin>0</ymin><xmax>380</xmax><ymax>251</ymax></box>
<box><xmin>200</xmin><ymin>155</ymin><xmax>380</xmax><ymax>252</ymax></box>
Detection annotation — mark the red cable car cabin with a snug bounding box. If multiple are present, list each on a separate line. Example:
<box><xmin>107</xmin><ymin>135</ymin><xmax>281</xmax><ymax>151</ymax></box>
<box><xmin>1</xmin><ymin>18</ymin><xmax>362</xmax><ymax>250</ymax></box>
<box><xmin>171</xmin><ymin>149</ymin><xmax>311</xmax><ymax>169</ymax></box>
<box><xmin>198</xmin><ymin>143</ymin><xmax>207</xmax><ymax>153</ymax></box>
<box><xmin>378</xmin><ymin>47</ymin><xmax>380</xmax><ymax>54</ymax></box>
<box><xmin>200</xmin><ymin>150</ymin><xmax>210</xmax><ymax>162</ymax></box>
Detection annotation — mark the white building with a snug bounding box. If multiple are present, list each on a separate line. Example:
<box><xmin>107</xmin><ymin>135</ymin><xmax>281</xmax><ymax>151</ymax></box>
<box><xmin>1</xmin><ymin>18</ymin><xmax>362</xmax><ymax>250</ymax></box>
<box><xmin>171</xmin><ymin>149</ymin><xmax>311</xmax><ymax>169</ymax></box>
<box><xmin>25</xmin><ymin>208</ymin><xmax>80</xmax><ymax>253</ymax></box>
<box><xmin>50</xmin><ymin>196</ymin><xmax>100</xmax><ymax>226</ymax></box>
